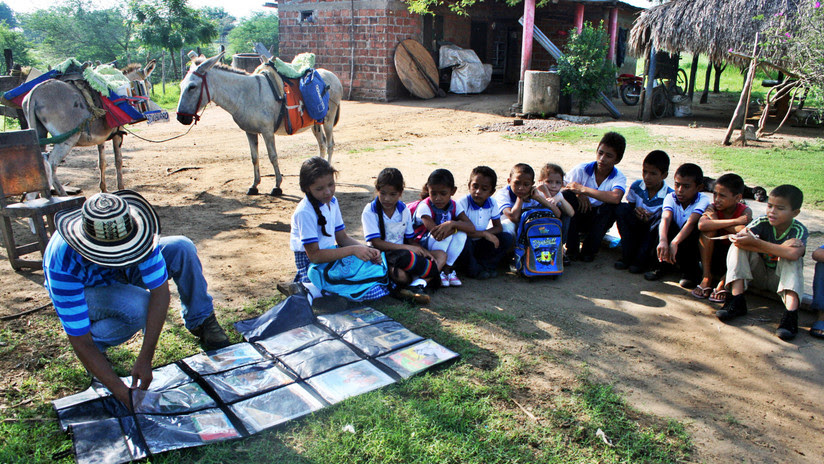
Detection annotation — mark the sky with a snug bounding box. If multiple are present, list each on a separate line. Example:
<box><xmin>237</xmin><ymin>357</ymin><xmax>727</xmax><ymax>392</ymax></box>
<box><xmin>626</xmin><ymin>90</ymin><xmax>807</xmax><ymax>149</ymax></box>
<box><xmin>6</xmin><ymin>0</ymin><xmax>276</xmax><ymax>21</ymax></box>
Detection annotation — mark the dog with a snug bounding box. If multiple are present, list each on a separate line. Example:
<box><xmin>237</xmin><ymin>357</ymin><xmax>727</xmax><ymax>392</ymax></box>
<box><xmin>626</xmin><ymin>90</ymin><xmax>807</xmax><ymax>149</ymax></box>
<box><xmin>702</xmin><ymin>176</ymin><xmax>767</xmax><ymax>202</ymax></box>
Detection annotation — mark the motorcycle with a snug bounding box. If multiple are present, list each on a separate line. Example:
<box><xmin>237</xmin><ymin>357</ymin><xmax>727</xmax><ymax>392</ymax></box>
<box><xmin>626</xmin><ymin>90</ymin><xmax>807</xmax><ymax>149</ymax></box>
<box><xmin>617</xmin><ymin>73</ymin><xmax>643</xmax><ymax>106</ymax></box>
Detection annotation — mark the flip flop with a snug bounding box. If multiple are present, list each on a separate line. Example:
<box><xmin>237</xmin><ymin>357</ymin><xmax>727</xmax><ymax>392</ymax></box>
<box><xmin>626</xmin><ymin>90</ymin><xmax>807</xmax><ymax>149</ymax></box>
<box><xmin>708</xmin><ymin>288</ymin><xmax>729</xmax><ymax>304</ymax></box>
<box><xmin>810</xmin><ymin>320</ymin><xmax>824</xmax><ymax>339</ymax></box>
<box><xmin>691</xmin><ymin>285</ymin><xmax>712</xmax><ymax>299</ymax></box>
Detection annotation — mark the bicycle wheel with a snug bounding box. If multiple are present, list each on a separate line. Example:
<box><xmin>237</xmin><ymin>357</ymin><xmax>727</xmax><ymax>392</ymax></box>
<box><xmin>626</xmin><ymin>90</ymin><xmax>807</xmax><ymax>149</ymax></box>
<box><xmin>620</xmin><ymin>83</ymin><xmax>641</xmax><ymax>106</ymax></box>
<box><xmin>673</xmin><ymin>68</ymin><xmax>688</xmax><ymax>96</ymax></box>
<box><xmin>651</xmin><ymin>87</ymin><xmax>668</xmax><ymax>119</ymax></box>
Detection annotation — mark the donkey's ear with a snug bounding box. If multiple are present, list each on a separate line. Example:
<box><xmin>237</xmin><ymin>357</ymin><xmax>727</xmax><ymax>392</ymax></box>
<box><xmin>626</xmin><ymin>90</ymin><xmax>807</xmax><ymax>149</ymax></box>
<box><xmin>144</xmin><ymin>59</ymin><xmax>157</xmax><ymax>78</ymax></box>
<box><xmin>199</xmin><ymin>53</ymin><xmax>223</xmax><ymax>72</ymax></box>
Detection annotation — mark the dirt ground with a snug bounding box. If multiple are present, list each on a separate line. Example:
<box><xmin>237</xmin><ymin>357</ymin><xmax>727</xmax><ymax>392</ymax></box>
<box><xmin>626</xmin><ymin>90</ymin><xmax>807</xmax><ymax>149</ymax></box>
<box><xmin>2</xmin><ymin>92</ymin><xmax>823</xmax><ymax>463</ymax></box>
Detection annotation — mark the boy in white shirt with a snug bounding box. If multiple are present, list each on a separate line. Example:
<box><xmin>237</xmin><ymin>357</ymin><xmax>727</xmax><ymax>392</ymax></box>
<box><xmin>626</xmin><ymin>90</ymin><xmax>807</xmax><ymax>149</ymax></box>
<box><xmin>456</xmin><ymin>166</ymin><xmax>509</xmax><ymax>279</ymax></box>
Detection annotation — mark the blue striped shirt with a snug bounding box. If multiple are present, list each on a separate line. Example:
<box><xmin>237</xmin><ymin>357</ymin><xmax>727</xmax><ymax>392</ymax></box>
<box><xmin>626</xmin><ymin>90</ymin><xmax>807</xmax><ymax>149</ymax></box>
<box><xmin>625</xmin><ymin>179</ymin><xmax>673</xmax><ymax>213</ymax></box>
<box><xmin>43</xmin><ymin>234</ymin><xmax>168</xmax><ymax>337</ymax></box>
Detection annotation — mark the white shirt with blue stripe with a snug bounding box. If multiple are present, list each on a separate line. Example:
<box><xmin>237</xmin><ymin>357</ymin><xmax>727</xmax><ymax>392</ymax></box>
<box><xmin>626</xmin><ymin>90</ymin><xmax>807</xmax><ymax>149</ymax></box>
<box><xmin>625</xmin><ymin>180</ymin><xmax>674</xmax><ymax>213</ymax></box>
<box><xmin>565</xmin><ymin>161</ymin><xmax>627</xmax><ymax>207</ymax></box>
<box><xmin>361</xmin><ymin>198</ymin><xmax>414</xmax><ymax>245</ymax></box>
<box><xmin>43</xmin><ymin>234</ymin><xmax>168</xmax><ymax>337</ymax></box>
<box><xmin>493</xmin><ymin>186</ymin><xmax>540</xmax><ymax>225</ymax></box>
<box><xmin>662</xmin><ymin>192</ymin><xmax>711</xmax><ymax>228</ymax></box>
<box><xmin>290</xmin><ymin>196</ymin><xmax>346</xmax><ymax>252</ymax></box>
<box><xmin>456</xmin><ymin>194</ymin><xmax>500</xmax><ymax>232</ymax></box>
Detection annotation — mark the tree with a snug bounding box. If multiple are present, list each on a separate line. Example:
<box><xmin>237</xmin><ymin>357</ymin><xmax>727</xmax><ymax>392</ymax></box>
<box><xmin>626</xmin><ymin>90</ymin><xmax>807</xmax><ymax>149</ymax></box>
<box><xmin>20</xmin><ymin>1</ymin><xmax>132</xmax><ymax>65</ymax></box>
<box><xmin>557</xmin><ymin>22</ymin><xmax>616</xmax><ymax>115</ymax></box>
<box><xmin>0</xmin><ymin>22</ymin><xmax>33</xmax><ymax>69</ymax></box>
<box><xmin>0</xmin><ymin>1</ymin><xmax>18</xmax><ymax>29</ymax></box>
<box><xmin>227</xmin><ymin>12</ymin><xmax>278</xmax><ymax>56</ymax></box>
<box><xmin>130</xmin><ymin>0</ymin><xmax>218</xmax><ymax>79</ymax></box>
<box><xmin>201</xmin><ymin>6</ymin><xmax>236</xmax><ymax>45</ymax></box>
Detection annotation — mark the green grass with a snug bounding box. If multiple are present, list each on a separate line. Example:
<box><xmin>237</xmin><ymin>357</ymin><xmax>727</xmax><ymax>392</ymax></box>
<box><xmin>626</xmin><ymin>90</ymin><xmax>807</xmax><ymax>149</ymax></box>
<box><xmin>0</xmin><ymin>298</ymin><xmax>691</xmax><ymax>463</ymax></box>
<box><xmin>506</xmin><ymin>126</ymin><xmax>656</xmax><ymax>147</ymax></box>
<box><xmin>149</xmin><ymin>82</ymin><xmax>182</xmax><ymax>111</ymax></box>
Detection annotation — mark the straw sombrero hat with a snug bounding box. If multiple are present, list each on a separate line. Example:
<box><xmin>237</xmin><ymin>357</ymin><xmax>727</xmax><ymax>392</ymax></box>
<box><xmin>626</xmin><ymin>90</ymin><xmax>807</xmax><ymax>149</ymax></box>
<box><xmin>55</xmin><ymin>190</ymin><xmax>160</xmax><ymax>268</ymax></box>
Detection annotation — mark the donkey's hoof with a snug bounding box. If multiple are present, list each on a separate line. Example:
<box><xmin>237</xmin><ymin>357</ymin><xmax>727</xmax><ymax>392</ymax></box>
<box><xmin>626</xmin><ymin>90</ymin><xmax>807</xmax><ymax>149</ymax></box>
<box><xmin>246</xmin><ymin>187</ymin><xmax>260</xmax><ymax>195</ymax></box>
<box><xmin>270</xmin><ymin>187</ymin><xmax>283</xmax><ymax>197</ymax></box>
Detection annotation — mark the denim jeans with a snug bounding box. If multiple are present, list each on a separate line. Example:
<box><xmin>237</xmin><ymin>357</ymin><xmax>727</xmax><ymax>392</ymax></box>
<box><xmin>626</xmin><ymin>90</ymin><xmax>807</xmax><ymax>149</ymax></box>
<box><xmin>84</xmin><ymin>236</ymin><xmax>214</xmax><ymax>351</ymax></box>
<box><xmin>811</xmin><ymin>261</ymin><xmax>823</xmax><ymax>312</ymax></box>
<box><xmin>615</xmin><ymin>204</ymin><xmax>661</xmax><ymax>269</ymax></box>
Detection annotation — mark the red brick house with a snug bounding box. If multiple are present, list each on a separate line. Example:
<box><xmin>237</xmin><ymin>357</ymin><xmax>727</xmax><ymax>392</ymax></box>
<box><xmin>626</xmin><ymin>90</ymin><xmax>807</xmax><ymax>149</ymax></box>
<box><xmin>278</xmin><ymin>0</ymin><xmax>649</xmax><ymax>101</ymax></box>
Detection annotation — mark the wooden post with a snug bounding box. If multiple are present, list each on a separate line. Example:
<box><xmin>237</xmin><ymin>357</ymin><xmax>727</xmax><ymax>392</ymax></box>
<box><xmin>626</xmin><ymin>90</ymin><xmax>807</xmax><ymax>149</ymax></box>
<box><xmin>574</xmin><ymin>4</ymin><xmax>585</xmax><ymax>33</ymax></box>
<box><xmin>642</xmin><ymin>46</ymin><xmax>656</xmax><ymax>122</ymax></box>
<box><xmin>700</xmin><ymin>60</ymin><xmax>712</xmax><ymax>104</ymax></box>
<box><xmin>161</xmin><ymin>50</ymin><xmax>166</xmax><ymax>94</ymax></box>
<box><xmin>687</xmin><ymin>54</ymin><xmax>699</xmax><ymax>100</ymax></box>
<box><xmin>607</xmin><ymin>8</ymin><xmax>618</xmax><ymax>63</ymax></box>
<box><xmin>723</xmin><ymin>34</ymin><xmax>759</xmax><ymax>145</ymax></box>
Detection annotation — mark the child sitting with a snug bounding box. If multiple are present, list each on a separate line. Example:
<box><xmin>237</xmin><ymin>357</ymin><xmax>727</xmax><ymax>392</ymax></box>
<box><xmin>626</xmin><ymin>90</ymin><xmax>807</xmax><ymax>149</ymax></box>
<box><xmin>812</xmin><ymin>245</ymin><xmax>824</xmax><ymax>339</ymax></box>
<box><xmin>456</xmin><ymin>166</ymin><xmax>510</xmax><ymax>279</ymax></box>
<box><xmin>564</xmin><ymin>131</ymin><xmax>627</xmax><ymax>262</ymax></box>
<box><xmin>648</xmin><ymin>163</ymin><xmax>709</xmax><ymax>288</ymax></box>
<box><xmin>413</xmin><ymin>169</ymin><xmax>473</xmax><ymax>287</ymax></box>
<box><xmin>615</xmin><ymin>150</ymin><xmax>673</xmax><ymax>274</ymax></box>
<box><xmin>536</xmin><ymin>163</ymin><xmax>577</xmax><ymax>261</ymax></box>
<box><xmin>494</xmin><ymin>163</ymin><xmax>560</xmax><ymax>254</ymax></box>
<box><xmin>718</xmin><ymin>185</ymin><xmax>809</xmax><ymax>341</ymax></box>
<box><xmin>695</xmin><ymin>173</ymin><xmax>752</xmax><ymax>302</ymax></box>
<box><xmin>289</xmin><ymin>157</ymin><xmax>387</xmax><ymax>301</ymax></box>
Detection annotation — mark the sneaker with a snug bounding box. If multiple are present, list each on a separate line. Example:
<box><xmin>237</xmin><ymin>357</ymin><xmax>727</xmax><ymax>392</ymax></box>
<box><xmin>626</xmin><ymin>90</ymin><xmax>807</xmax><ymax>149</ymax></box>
<box><xmin>189</xmin><ymin>313</ymin><xmax>231</xmax><ymax>351</ymax></box>
<box><xmin>447</xmin><ymin>271</ymin><xmax>462</xmax><ymax>287</ymax></box>
<box><xmin>776</xmin><ymin>310</ymin><xmax>798</xmax><ymax>341</ymax></box>
<box><xmin>396</xmin><ymin>287</ymin><xmax>431</xmax><ymax>305</ymax></box>
<box><xmin>440</xmin><ymin>271</ymin><xmax>450</xmax><ymax>287</ymax></box>
<box><xmin>276</xmin><ymin>281</ymin><xmax>307</xmax><ymax>297</ymax></box>
<box><xmin>644</xmin><ymin>268</ymin><xmax>664</xmax><ymax>281</ymax></box>
<box><xmin>716</xmin><ymin>294</ymin><xmax>747</xmax><ymax>321</ymax></box>
<box><xmin>614</xmin><ymin>260</ymin><xmax>629</xmax><ymax>270</ymax></box>
<box><xmin>679</xmin><ymin>277</ymin><xmax>697</xmax><ymax>289</ymax></box>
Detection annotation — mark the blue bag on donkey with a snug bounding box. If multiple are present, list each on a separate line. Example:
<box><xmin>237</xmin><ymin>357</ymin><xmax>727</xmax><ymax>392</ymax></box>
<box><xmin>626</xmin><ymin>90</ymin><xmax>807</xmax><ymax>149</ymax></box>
<box><xmin>513</xmin><ymin>209</ymin><xmax>564</xmax><ymax>277</ymax></box>
<box><xmin>299</xmin><ymin>69</ymin><xmax>330</xmax><ymax>122</ymax></box>
<box><xmin>308</xmin><ymin>253</ymin><xmax>389</xmax><ymax>301</ymax></box>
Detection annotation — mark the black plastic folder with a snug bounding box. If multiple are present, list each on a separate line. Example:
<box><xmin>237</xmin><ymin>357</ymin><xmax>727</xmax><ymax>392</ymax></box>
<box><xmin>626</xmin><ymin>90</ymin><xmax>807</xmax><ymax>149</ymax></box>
<box><xmin>53</xmin><ymin>303</ymin><xmax>459</xmax><ymax>464</ymax></box>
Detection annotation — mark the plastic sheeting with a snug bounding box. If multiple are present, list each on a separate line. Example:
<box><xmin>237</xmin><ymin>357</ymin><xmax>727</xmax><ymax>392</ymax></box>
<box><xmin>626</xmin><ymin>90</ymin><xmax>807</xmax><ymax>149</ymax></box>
<box><xmin>438</xmin><ymin>45</ymin><xmax>492</xmax><ymax>94</ymax></box>
<box><xmin>54</xmin><ymin>301</ymin><xmax>459</xmax><ymax>464</ymax></box>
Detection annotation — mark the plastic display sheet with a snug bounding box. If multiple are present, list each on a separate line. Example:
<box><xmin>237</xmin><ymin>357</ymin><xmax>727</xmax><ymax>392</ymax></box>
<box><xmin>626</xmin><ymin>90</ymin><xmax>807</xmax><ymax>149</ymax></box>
<box><xmin>255</xmin><ymin>323</ymin><xmax>333</xmax><ymax>357</ymax></box>
<box><xmin>54</xmin><ymin>306</ymin><xmax>459</xmax><ymax>463</ymax></box>
<box><xmin>306</xmin><ymin>360</ymin><xmax>396</xmax><ymax>404</ymax></box>
<box><xmin>230</xmin><ymin>383</ymin><xmax>324</xmax><ymax>433</ymax></box>
<box><xmin>182</xmin><ymin>342</ymin><xmax>264</xmax><ymax>374</ymax></box>
<box><xmin>203</xmin><ymin>361</ymin><xmax>294</xmax><ymax>403</ymax></box>
<box><xmin>342</xmin><ymin>321</ymin><xmax>424</xmax><ymax>357</ymax></box>
<box><xmin>280</xmin><ymin>339</ymin><xmax>362</xmax><ymax>378</ymax></box>
<box><xmin>316</xmin><ymin>307</ymin><xmax>391</xmax><ymax>333</ymax></box>
<box><xmin>136</xmin><ymin>408</ymin><xmax>240</xmax><ymax>454</ymax></box>
<box><xmin>377</xmin><ymin>340</ymin><xmax>460</xmax><ymax>378</ymax></box>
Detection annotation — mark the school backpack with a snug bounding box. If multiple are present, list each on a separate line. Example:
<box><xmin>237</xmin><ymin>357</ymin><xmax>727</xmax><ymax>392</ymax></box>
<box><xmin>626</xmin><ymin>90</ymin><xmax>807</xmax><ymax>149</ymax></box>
<box><xmin>406</xmin><ymin>197</ymin><xmax>457</xmax><ymax>243</ymax></box>
<box><xmin>299</xmin><ymin>69</ymin><xmax>330</xmax><ymax>123</ymax></box>
<box><xmin>513</xmin><ymin>208</ymin><xmax>564</xmax><ymax>277</ymax></box>
<box><xmin>307</xmin><ymin>253</ymin><xmax>389</xmax><ymax>301</ymax></box>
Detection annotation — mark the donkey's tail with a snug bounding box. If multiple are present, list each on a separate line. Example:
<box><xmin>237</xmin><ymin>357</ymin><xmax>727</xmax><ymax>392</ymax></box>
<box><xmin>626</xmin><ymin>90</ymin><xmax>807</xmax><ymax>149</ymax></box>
<box><xmin>333</xmin><ymin>105</ymin><xmax>340</xmax><ymax>127</ymax></box>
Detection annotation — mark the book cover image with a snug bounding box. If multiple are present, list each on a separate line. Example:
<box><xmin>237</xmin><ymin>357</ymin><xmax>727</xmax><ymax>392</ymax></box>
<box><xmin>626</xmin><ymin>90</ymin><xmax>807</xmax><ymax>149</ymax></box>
<box><xmin>206</xmin><ymin>363</ymin><xmax>294</xmax><ymax>402</ymax></box>
<box><xmin>378</xmin><ymin>340</ymin><xmax>459</xmax><ymax>378</ymax></box>
<box><xmin>231</xmin><ymin>384</ymin><xmax>324</xmax><ymax>433</ymax></box>
<box><xmin>317</xmin><ymin>307</ymin><xmax>390</xmax><ymax>333</ymax></box>
<box><xmin>184</xmin><ymin>343</ymin><xmax>264</xmax><ymax>373</ymax></box>
<box><xmin>306</xmin><ymin>360</ymin><xmax>395</xmax><ymax>404</ymax></box>
<box><xmin>191</xmin><ymin>411</ymin><xmax>240</xmax><ymax>442</ymax></box>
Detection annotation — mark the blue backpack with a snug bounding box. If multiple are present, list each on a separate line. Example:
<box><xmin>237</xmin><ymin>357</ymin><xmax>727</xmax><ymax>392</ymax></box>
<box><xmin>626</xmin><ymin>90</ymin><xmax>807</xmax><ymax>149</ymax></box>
<box><xmin>513</xmin><ymin>209</ymin><xmax>564</xmax><ymax>277</ymax></box>
<box><xmin>307</xmin><ymin>253</ymin><xmax>389</xmax><ymax>301</ymax></box>
<box><xmin>299</xmin><ymin>69</ymin><xmax>330</xmax><ymax>122</ymax></box>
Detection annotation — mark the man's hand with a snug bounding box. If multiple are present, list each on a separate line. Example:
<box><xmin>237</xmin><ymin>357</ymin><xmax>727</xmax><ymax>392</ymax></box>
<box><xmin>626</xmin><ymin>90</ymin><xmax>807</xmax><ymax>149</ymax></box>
<box><xmin>657</xmin><ymin>240</ymin><xmax>671</xmax><ymax>263</ymax></box>
<box><xmin>483</xmin><ymin>231</ymin><xmax>500</xmax><ymax>248</ymax></box>
<box><xmin>131</xmin><ymin>355</ymin><xmax>153</xmax><ymax>390</ymax></box>
<box><xmin>577</xmin><ymin>193</ymin><xmax>591</xmax><ymax>213</ymax></box>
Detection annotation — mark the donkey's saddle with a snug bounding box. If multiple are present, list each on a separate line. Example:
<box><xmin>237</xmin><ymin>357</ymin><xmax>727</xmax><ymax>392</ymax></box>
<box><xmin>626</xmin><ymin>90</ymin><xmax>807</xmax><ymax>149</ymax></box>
<box><xmin>255</xmin><ymin>64</ymin><xmax>316</xmax><ymax>135</ymax></box>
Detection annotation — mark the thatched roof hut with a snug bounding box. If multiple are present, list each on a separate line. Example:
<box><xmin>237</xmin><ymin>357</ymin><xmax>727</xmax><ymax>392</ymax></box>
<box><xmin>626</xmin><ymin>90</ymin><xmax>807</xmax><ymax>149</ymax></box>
<box><xmin>628</xmin><ymin>0</ymin><xmax>805</xmax><ymax>68</ymax></box>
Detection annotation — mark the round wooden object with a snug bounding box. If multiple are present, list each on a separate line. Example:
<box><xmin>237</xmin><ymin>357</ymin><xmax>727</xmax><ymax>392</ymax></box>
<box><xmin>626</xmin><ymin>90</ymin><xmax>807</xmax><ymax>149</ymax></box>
<box><xmin>394</xmin><ymin>39</ymin><xmax>439</xmax><ymax>99</ymax></box>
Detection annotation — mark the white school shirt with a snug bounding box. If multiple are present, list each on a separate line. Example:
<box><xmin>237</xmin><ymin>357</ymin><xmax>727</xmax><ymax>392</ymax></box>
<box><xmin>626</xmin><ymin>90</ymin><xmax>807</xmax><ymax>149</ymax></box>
<box><xmin>414</xmin><ymin>198</ymin><xmax>464</xmax><ymax>225</ymax></box>
<box><xmin>662</xmin><ymin>192</ymin><xmax>711</xmax><ymax>228</ymax></box>
<box><xmin>494</xmin><ymin>186</ymin><xmax>540</xmax><ymax>224</ymax></box>
<box><xmin>625</xmin><ymin>179</ymin><xmax>674</xmax><ymax>214</ymax></box>
<box><xmin>361</xmin><ymin>198</ymin><xmax>415</xmax><ymax>245</ymax></box>
<box><xmin>456</xmin><ymin>194</ymin><xmax>500</xmax><ymax>231</ymax></box>
<box><xmin>565</xmin><ymin>161</ymin><xmax>627</xmax><ymax>206</ymax></box>
<box><xmin>290</xmin><ymin>196</ymin><xmax>346</xmax><ymax>252</ymax></box>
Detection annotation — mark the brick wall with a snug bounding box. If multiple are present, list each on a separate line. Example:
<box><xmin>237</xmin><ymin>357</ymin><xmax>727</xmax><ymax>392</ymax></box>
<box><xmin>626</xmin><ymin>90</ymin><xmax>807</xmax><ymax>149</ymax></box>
<box><xmin>279</xmin><ymin>0</ymin><xmax>423</xmax><ymax>101</ymax></box>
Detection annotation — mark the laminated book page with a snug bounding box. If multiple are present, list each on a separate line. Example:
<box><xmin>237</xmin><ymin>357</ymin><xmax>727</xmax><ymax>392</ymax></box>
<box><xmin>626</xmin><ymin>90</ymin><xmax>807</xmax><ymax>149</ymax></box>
<box><xmin>377</xmin><ymin>340</ymin><xmax>459</xmax><ymax>378</ymax></box>
<box><xmin>183</xmin><ymin>343</ymin><xmax>265</xmax><ymax>374</ymax></box>
<box><xmin>204</xmin><ymin>361</ymin><xmax>294</xmax><ymax>403</ymax></box>
<box><xmin>342</xmin><ymin>321</ymin><xmax>424</xmax><ymax>357</ymax></box>
<box><xmin>316</xmin><ymin>307</ymin><xmax>391</xmax><ymax>334</ymax></box>
<box><xmin>255</xmin><ymin>323</ymin><xmax>333</xmax><ymax>357</ymax></box>
<box><xmin>305</xmin><ymin>360</ymin><xmax>395</xmax><ymax>404</ymax></box>
<box><xmin>230</xmin><ymin>383</ymin><xmax>324</xmax><ymax>433</ymax></box>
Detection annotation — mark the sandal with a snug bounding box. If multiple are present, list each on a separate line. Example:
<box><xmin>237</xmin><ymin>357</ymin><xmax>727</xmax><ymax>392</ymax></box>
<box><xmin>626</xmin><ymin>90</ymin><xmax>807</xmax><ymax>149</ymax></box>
<box><xmin>708</xmin><ymin>289</ymin><xmax>729</xmax><ymax>304</ymax></box>
<box><xmin>810</xmin><ymin>320</ymin><xmax>824</xmax><ymax>339</ymax></box>
<box><xmin>691</xmin><ymin>285</ymin><xmax>712</xmax><ymax>299</ymax></box>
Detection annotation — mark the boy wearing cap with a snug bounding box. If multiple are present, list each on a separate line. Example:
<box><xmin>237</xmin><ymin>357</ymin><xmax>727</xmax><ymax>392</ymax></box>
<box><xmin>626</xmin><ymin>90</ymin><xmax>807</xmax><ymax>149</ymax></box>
<box><xmin>43</xmin><ymin>190</ymin><xmax>230</xmax><ymax>408</ymax></box>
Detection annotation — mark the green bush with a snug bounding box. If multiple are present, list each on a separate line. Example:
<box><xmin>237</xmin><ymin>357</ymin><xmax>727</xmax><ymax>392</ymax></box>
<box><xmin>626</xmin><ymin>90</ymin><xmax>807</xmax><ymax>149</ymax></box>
<box><xmin>558</xmin><ymin>22</ymin><xmax>616</xmax><ymax>115</ymax></box>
